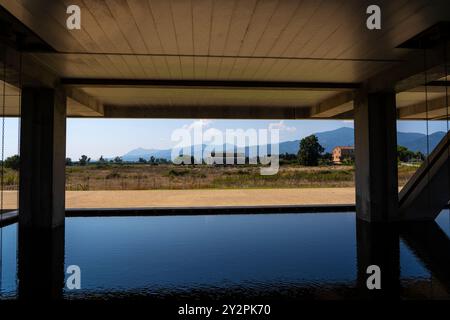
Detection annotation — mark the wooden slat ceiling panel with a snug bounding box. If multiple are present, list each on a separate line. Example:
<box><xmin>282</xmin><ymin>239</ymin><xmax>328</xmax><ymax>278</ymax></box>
<box><xmin>1</xmin><ymin>0</ymin><xmax>450</xmax><ymax>119</ymax></box>
<box><xmin>2</xmin><ymin>0</ymin><xmax>448</xmax><ymax>59</ymax></box>
<box><xmin>1</xmin><ymin>0</ymin><xmax>447</xmax><ymax>86</ymax></box>
<box><xmin>324</xmin><ymin>0</ymin><xmax>415</xmax><ymax>59</ymax></box>
<box><xmin>282</xmin><ymin>0</ymin><xmax>346</xmax><ymax>58</ymax></box>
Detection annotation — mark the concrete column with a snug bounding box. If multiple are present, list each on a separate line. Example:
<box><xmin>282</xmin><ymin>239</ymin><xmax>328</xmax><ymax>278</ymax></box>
<box><xmin>19</xmin><ymin>87</ymin><xmax>66</xmax><ymax>230</ymax></box>
<box><xmin>354</xmin><ymin>91</ymin><xmax>399</xmax><ymax>222</ymax></box>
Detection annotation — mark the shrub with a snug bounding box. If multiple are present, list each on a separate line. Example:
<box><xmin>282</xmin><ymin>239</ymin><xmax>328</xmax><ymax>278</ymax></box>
<box><xmin>4</xmin><ymin>155</ymin><xmax>20</xmax><ymax>170</ymax></box>
<box><xmin>105</xmin><ymin>170</ymin><xmax>121</xmax><ymax>179</ymax></box>
<box><xmin>167</xmin><ymin>169</ymin><xmax>189</xmax><ymax>176</ymax></box>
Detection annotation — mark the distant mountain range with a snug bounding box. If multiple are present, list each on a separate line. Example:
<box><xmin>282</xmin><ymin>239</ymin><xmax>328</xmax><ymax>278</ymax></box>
<box><xmin>120</xmin><ymin>127</ymin><xmax>446</xmax><ymax>161</ymax></box>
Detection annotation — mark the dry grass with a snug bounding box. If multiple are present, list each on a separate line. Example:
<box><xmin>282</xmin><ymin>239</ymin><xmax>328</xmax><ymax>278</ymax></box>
<box><xmin>0</xmin><ymin>163</ymin><xmax>420</xmax><ymax>191</ymax></box>
<box><xmin>398</xmin><ymin>163</ymin><xmax>422</xmax><ymax>186</ymax></box>
<box><xmin>0</xmin><ymin>168</ymin><xmax>19</xmax><ymax>190</ymax></box>
<box><xmin>65</xmin><ymin>163</ymin><xmax>419</xmax><ymax>190</ymax></box>
<box><xmin>0</xmin><ymin>164</ymin><xmax>421</xmax><ymax>210</ymax></box>
<box><xmin>65</xmin><ymin>164</ymin><xmax>357</xmax><ymax>190</ymax></box>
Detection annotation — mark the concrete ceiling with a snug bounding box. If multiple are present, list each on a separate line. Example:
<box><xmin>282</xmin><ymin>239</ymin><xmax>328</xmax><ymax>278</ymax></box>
<box><xmin>0</xmin><ymin>0</ymin><xmax>450</xmax><ymax>119</ymax></box>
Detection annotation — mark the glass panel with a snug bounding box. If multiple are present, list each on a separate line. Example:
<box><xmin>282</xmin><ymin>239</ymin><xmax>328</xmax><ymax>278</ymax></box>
<box><xmin>397</xmin><ymin>45</ymin><xmax>450</xmax><ymax>192</ymax></box>
<box><xmin>0</xmin><ymin>45</ymin><xmax>21</xmax><ymax>299</ymax></box>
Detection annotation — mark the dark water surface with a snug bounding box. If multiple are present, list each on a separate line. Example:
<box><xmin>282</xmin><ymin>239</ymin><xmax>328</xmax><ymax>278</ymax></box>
<box><xmin>1</xmin><ymin>211</ymin><xmax>449</xmax><ymax>300</ymax></box>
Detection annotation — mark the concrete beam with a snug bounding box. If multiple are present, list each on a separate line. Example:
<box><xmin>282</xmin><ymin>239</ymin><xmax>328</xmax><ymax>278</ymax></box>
<box><xmin>19</xmin><ymin>87</ymin><xmax>66</xmax><ymax>230</ymax></box>
<box><xmin>332</xmin><ymin>110</ymin><xmax>354</xmax><ymax>119</ymax></box>
<box><xmin>354</xmin><ymin>91</ymin><xmax>399</xmax><ymax>222</ymax></box>
<box><xmin>366</xmin><ymin>42</ymin><xmax>450</xmax><ymax>93</ymax></box>
<box><xmin>0</xmin><ymin>44</ymin><xmax>58</xmax><ymax>88</ymax></box>
<box><xmin>406</xmin><ymin>85</ymin><xmax>450</xmax><ymax>93</ymax></box>
<box><xmin>103</xmin><ymin>105</ymin><xmax>310</xmax><ymax>119</ymax></box>
<box><xmin>64</xmin><ymin>87</ymin><xmax>104</xmax><ymax>116</ymax></box>
<box><xmin>310</xmin><ymin>91</ymin><xmax>354</xmax><ymax>118</ymax></box>
<box><xmin>398</xmin><ymin>95</ymin><xmax>449</xmax><ymax>119</ymax></box>
<box><xmin>61</xmin><ymin>78</ymin><xmax>360</xmax><ymax>91</ymax></box>
<box><xmin>427</xmin><ymin>80</ymin><xmax>450</xmax><ymax>87</ymax></box>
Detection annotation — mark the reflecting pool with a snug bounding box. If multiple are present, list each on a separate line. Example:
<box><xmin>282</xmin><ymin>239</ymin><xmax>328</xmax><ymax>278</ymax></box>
<box><xmin>1</xmin><ymin>211</ymin><xmax>449</xmax><ymax>300</ymax></box>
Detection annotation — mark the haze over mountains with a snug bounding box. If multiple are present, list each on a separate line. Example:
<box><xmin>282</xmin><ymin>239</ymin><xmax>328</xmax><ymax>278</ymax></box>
<box><xmin>121</xmin><ymin>127</ymin><xmax>445</xmax><ymax>161</ymax></box>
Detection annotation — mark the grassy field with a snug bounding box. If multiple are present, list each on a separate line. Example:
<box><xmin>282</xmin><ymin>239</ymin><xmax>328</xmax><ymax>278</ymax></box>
<box><xmin>0</xmin><ymin>163</ymin><xmax>420</xmax><ymax>191</ymax></box>
<box><xmin>62</xmin><ymin>163</ymin><xmax>420</xmax><ymax>191</ymax></box>
<box><xmin>0</xmin><ymin>167</ymin><xmax>19</xmax><ymax>190</ymax></box>
<box><xmin>0</xmin><ymin>162</ymin><xmax>425</xmax><ymax>210</ymax></box>
<box><xmin>398</xmin><ymin>163</ymin><xmax>422</xmax><ymax>186</ymax></box>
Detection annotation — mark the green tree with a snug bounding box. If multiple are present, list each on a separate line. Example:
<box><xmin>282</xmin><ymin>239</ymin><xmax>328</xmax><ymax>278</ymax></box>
<box><xmin>297</xmin><ymin>135</ymin><xmax>324</xmax><ymax>166</ymax></box>
<box><xmin>415</xmin><ymin>151</ymin><xmax>425</xmax><ymax>161</ymax></box>
<box><xmin>397</xmin><ymin>145</ymin><xmax>416</xmax><ymax>162</ymax></box>
<box><xmin>342</xmin><ymin>156</ymin><xmax>355</xmax><ymax>165</ymax></box>
<box><xmin>156</xmin><ymin>158</ymin><xmax>168</xmax><ymax>164</ymax></box>
<box><xmin>4</xmin><ymin>155</ymin><xmax>20</xmax><ymax>170</ymax></box>
<box><xmin>113</xmin><ymin>156</ymin><xmax>123</xmax><ymax>164</ymax></box>
<box><xmin>279</xmin><ymin>153</ymin><xmax>296</xmax><ymax>165</ymax></box>
<box><xmin>96</xmin><ymin>155</ymin><xmax>108</xmax><ymax>168</ymax></box>
<box><xmin>65</xmin><ymin>157</ymin><xmax>73</xmax><ymax>166</ymax></box>
<box><xmin>79</xmin><ymin>155</ymin><xmax>90</xmax><ymax>166</ymax></box>
<box><xmin>318</xmin><ymin>152</ymin><xmax>333</xmax><ymax>166</ymax></box>
<box><xmin>149</xmin><ymin>156</ymin><xmax>155</xmax><ymax>164</ymax></box>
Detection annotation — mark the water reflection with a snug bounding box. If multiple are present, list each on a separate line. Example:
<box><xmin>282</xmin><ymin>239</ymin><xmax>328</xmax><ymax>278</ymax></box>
<box><xmin>18</xmin><ymin>226</ymin><xmax>65</xmax><ymax>301</ymax></box>
<box><xmin>0</xmin><ymin>212</ymin><xmax>449</xmax><ymax>300</ymax></box>
<box><xmin>400</xmin><ymin>221</ymin><xmax>450</xmax><ymax>292</ymax></box>
<box><xmin>356</xmin><ymin>220</ymin><xmax>400</xmax><ymax>299</ymax></box>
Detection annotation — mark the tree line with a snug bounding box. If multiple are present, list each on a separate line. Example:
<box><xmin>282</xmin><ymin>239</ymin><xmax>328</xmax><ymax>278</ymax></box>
<box><xmin>292</xmin><ymin>135</ymin><xmax>425</xmax><ymax>166</ymax></box>
<box><xmin>0</xmin><ymin>136</ymin><xmax>426</xmax><ymax>171</ymax></box>
<box><xmin>65</xmin><ymin>155</ymin><xmax>169</xmax><ymax>166</ymax></box>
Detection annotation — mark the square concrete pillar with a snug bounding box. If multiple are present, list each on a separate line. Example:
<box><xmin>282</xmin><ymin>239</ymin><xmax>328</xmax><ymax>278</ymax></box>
<box><xmin>354</xmin><ymin>91</ymin><xmax>398</xmax><ymax>222</ymax></box>
<box><xmin>19</xmin><ymin>87</ymin><xmax>67</xmax><ymax>230</ymax></box>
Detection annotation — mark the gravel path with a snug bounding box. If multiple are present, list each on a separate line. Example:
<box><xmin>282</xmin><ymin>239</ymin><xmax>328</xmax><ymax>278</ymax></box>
<box><xmin>2</xmin><ymin>188</ymin><xmax>355</xmax><ymax>209</ymax></box>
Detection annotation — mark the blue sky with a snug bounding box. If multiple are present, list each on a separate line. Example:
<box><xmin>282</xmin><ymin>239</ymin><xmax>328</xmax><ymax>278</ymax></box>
<box><xmin>1</xmin><ymin>118</ymin><xmax>448</xmax><ymax>160</ymax></box>
<box><xmin>66</xmin><ymin>119</ymin><xmax>354</xmax><ymax>159</ymax></box>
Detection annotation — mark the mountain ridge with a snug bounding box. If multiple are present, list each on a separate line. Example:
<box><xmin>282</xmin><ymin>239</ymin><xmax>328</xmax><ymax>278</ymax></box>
<box><xmin>120</xmin><ymin>127</ymin><xmax>445</xmax><ymax>161</ymax></box>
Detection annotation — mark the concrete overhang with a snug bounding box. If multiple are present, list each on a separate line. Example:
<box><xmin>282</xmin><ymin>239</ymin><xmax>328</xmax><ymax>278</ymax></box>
<box><xmin>0</xmin><ymin>1</ymin><xmax>450</xmax><ymax>120</ymax></box>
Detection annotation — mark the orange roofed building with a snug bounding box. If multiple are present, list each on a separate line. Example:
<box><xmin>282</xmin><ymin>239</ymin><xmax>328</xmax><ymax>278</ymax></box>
<box><xmin>332</xmin><ymin>146</ymin><xmax>355</xmax><ymax>164</ymax></box>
